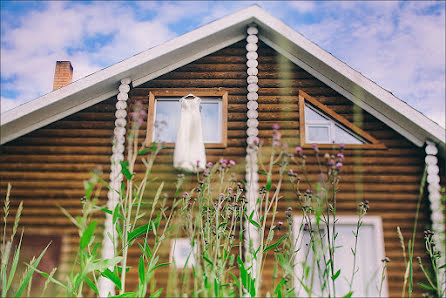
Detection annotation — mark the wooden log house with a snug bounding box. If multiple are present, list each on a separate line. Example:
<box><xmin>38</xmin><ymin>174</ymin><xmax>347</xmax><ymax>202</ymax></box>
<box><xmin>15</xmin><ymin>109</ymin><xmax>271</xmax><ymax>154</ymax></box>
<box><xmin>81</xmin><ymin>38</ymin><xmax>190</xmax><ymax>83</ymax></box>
<box><xmin>1</xmin><ymin>6</ymin><xmax>444</xmax><ymax>297</ymax></box>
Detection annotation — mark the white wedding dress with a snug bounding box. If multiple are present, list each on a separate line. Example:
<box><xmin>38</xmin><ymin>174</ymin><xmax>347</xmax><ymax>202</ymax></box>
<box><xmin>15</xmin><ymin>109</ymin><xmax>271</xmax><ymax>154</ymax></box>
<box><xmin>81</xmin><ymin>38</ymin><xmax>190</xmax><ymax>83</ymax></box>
<box><xmin>173</xmin><ymin>96</ymin><xmax>206</xmax><ymax>172</ymax></box>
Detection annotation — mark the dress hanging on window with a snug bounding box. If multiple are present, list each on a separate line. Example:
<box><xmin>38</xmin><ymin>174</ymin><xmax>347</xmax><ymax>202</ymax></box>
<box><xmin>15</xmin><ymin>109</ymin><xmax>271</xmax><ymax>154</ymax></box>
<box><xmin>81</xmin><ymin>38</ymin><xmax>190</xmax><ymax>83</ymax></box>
<box><xmin>174</xmin><ymin>95</ymin><xmax>206</xmax><ymax>172</ymax></box>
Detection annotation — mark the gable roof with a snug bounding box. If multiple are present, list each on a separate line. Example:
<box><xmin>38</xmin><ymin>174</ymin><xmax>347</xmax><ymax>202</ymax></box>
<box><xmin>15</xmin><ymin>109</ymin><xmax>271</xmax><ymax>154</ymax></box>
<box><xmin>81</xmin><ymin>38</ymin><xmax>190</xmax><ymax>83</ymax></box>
<box><xmin>1</xmin><ymin>5</ymin><xmax>444</xmax><ymax>147</ymax></box>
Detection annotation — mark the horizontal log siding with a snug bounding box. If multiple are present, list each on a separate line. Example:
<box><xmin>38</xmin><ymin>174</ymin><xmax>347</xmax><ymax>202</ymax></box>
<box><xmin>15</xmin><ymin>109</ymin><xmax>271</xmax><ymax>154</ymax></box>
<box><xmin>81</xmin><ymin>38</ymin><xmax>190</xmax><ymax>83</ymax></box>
<box><xmin>0</xmin><ymin>97</ymin><xmax>116</xmax><ymax>295</ymax></box>
<box><xmin>254</xmin><ymin>41</ymin><xmax>432</xmax><ymax>297</ymax></box>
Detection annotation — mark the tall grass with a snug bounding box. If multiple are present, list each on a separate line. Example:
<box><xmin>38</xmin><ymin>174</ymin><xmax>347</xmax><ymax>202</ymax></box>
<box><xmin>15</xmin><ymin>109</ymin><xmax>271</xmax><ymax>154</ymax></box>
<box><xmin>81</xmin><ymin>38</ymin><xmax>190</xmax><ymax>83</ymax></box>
<box><xmin>1</xmin><ymin>113</ymin><xmax>444</xmax><ymax>297</ymax></box>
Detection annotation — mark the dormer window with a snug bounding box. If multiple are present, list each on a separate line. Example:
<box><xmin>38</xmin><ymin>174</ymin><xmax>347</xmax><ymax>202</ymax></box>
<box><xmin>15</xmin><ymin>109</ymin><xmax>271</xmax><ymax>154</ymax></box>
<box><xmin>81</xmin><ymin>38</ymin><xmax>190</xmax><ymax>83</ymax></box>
<box><xmin>298</xmin><ymin>90</ymin><xmax>384</xmax><ymax>149</ymax></box>
<box><xmin>304</xmin><ymin>104</ymin><xmax>365</xmax><ymax>144</ymax></box>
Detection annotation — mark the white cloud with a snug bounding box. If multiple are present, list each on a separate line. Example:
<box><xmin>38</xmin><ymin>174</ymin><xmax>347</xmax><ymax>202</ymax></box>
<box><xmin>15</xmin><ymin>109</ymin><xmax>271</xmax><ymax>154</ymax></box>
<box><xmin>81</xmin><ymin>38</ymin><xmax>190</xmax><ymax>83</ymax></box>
<box><xmin>288</xmin><ymin>1</ymin><xmax>316</xmax><ymax>13</ymax></box>
<box><xmin>0</xmin><ymin>96</ymin><xmax>30</xmax><ymax>113</ymax></box>
<box><xmin>295</xmin><ymin>1</ymin><xmax>445</xmax><ymax>128</ymax></box>
<box><xmin>0</xmin><ymin>1</ymin><xmax>177</xmax><ymax>110</ymax></box>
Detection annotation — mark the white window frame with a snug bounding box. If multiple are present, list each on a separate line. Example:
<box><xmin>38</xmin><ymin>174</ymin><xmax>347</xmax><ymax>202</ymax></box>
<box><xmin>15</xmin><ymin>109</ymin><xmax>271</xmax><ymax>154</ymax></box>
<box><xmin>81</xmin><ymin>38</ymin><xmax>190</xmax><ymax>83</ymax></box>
<box><xmin>153</xmin><ymin>97</ymin><xmax>223</xmax><ymax>144</ymax></box>
<box><xmin>304</xmin><ymin>104</ymin><xmax>366</xmax><ymax>144</ymax></box>
<box><xmin>292</xmin><ymin>215</ymin><xmax>388</xmax><ymax>297</ymax></box>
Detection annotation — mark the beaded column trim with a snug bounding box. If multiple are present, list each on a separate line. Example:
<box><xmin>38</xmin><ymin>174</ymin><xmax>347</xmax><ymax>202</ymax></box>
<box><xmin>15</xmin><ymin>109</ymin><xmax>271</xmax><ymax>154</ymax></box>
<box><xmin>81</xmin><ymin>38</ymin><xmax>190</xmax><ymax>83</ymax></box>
<box><xmin>98</xmin><ymin>78</ymin><xmax>131</xmax><ymax>297</ymax></box>
<box><xmin>244</xmin><ymin>24</ymin><xmax>260</xmax><ymax>278</ymax></box>
<box><xmin>425</xmin><ymin>141</ymin><xmax>445</xmax><ymax>289</ymax></box>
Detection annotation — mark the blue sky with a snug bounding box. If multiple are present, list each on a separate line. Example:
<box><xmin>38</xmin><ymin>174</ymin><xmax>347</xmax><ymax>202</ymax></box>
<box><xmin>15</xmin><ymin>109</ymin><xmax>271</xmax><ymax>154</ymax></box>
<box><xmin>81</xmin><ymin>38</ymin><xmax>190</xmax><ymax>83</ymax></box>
<box><xmin>1</xmin><ymin>1</ymin><xmax>445</xmax><ymax>128</ymax></box>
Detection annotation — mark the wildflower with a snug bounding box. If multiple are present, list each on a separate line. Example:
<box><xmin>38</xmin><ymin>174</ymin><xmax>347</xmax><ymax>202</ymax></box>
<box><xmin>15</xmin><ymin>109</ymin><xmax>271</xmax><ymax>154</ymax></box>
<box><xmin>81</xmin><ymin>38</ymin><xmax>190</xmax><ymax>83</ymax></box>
<box><xmin>140</xmin><ymin>109</ymin><xmax>146</xmax><ymax>116</ymax></box>
<box><xmin>203</xmin><ymin>169</ymin><xmax>209</xmax><ymax>177</ymax></box>
<box><xmin>295</xmin><ymin>146</ymin><xmax>303</xmax><ymax>155</ymax></box>
<box><xmin>196</xmin><ymin>160</ymin><xmax>201</xmax><ymax>168</ymax></box>
<box><xmin>277</xmin><ymin>221</ymin><xmax>283</xmax><ymax>231</ymax></box>
<box><xmin>137</xmin><ymin>118</ymin><xmax>144</xmax><ymax>125</ymax></box>
<box><xmin>336</xmin><ymin>162</ymin><xmax>343</xmax><ymax>170</ymax></box>
<box><xmin>253</xmin><ymin>137</ymin><xmax>260</xmax><ymax>145</ymax></box>
<box><xmin>272</xmin><ymin>123</ymin><xmax>280</xmax><ymax>130</ymax></box>
<box><xmin>220</xmin><ymin>159</ymin><xmax>228</xmax><ymax>167</ymax></box>
<box><xmin>273</xmin><ymin>140</ymin><xmax>280</xmax><ymax>147</ymax></box>
<box><xmin>285</xmin><ymin>207</ymin><xmax>292</xmax><ymax>218</ymax></box>
<box><xmin>183</xmin><ymin>192</ymin><xmax>189</xmax><ymax>198</ymax></box>
<box><xmin>303</xmin><ymin>222</ymin><xmax>309</xmax><ymax>231</ymax></box>
<box><xmin>336</xmin><ymin>153</ymin><xmax>344</xmax><ymax>160</ymax></box>
<box><xmin>206</xmin><ymin>162</ymin><xmax>213</xmax><ymax>168</ymax></box>
<box><xmin>328</xmin><ymin>159</ymin><xmax>335</xmax><ymax>168</ymax></box>
<box><xmin>229</xmin><ymin>160</ymin><xmax>236</xmax><ymax>167</ymax></box>
<box><xmin>130</xmin><ymin>111</ymin><xmax>138</xmax><ymax>119</ymax></box>
<box><xmin>339</xmin><ymin>143</ymin><xmax>345</xmax><ymax>150</ymax></box>
<box><xmin>274</xmin><ymin>247</ymin><xmax>281</xmax><ymax>253</ymax></box>
<box><xmin>288</xmin><ymin>169</ymin><xmax>297</xmax><ymax>177</ymax></box>
<box><xmin>381</xmin><ymin>257</ymin><xmax>390</xmax><ymax>263</ymax></box>
<box><xmin>311</xmin><ymin>143</ymin><xmax>319</xmax><ymax>153</ymax></box>
<box><xmin>359</xmin><ymin>200</ymin><xmax>369</xmax><ymax>211</ymax></box>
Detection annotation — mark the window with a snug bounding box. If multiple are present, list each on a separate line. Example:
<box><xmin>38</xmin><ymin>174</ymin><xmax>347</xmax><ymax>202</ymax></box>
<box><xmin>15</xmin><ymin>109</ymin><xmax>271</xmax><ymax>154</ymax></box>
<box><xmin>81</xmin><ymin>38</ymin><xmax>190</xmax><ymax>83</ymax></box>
<box><xmin>170</xmin><ymin>238</ymin><xmax>199</xmax><ymax>268</ymax></box>
<box><xmin>305</xmin><ymin>104</ymin><xmax>365</xmax><ymax>144</ymax></box>
<box><xmin>293</xmin><ymin>216</ymin><xmax>387</xmax><ymax>297</ymax></box>
<box><xmin>146</xmin><ymin>89</ymin><xmax>228</xmax><ymax>148</ymax></box>
<box><xmin>298</xmin><ymin>90</ymin><xmax>384</xmax><ymax>148</ymax></box>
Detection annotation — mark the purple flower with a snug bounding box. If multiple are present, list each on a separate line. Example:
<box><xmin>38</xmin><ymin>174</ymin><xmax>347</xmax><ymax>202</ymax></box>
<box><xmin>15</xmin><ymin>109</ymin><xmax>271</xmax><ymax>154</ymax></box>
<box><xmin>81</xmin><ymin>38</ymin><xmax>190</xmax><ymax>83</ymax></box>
<box><xmin>339</xmin><ymin>143</ymin><xmax>345</xmax><ymax>150</ymax></box>
<box><xmin>140</xmin><ymin>110</ymin><xmax>147</xmax><ymax>116</ymax></box>
<box><xmin>131</xmin><ymin>111</ymin><xmax>138</xmax><ymax>119</ymax></box>
<box><xmin>137</xmin><ymin>118</ymin><xmax>144</xmax><ymax>125</ymax></box>
<box><xmin>207</xmin><ymin>162</ymin><xmax>213</xmax><ymax>168</ymax></box>
<box><xmin>220</xmin><ymin>159</ymin><xmax>228</xmax><ymax>167</ymax></box>
<box><xmin>311</xmin><ymin>143</ymin><xmax>319</xmax><ymax>153</ymax></box>
<box><xmin>273</xmin><ymin>140</ymin><xmax>280</xmax><ymax>147</ymax></box>
<box><xmin>277</xmin><ymin>221</ymin><xmax>283</xmax><ymax>230</ymax></box>
<box><xmin>196</xmin><ymin>160</ymin><xmax>201</xmax><ymax>168</ymax></box>
<box><xmin>288</xmin><ymin>169</ymin><xmax>297</xmax><ymax>177</ymax></box>
<box><xmin>295</xmin><ymin>146</ymin><xmax>303</xmax><ymax>156</ymax></box>
<box><xmin>183</xmin><ymin>192</ymin><xmax>189</xmax><ymax>198</ymax></box>
<box><xmin>336</xmin><ymin>162</ymin><xmax>343</xmax><ymax>170</ymax></box>
<box><xmin>272</xmin><ymin>123</ymin><xmax>280</xmax><ymax>130</ymax></box>
<box><xmin>336</xmin><ymin>153</ymin><xmax>344</xmax><ymax>160</ymax></box>
<box><xmin>229</xmin><ymin>160</ymin><xmax>236</xmax><ymax>167</ymax></box>
<box><xmin>253</xmin><ymin>137</ymin><xmax>260</xmax><ymax>145</ymax></box>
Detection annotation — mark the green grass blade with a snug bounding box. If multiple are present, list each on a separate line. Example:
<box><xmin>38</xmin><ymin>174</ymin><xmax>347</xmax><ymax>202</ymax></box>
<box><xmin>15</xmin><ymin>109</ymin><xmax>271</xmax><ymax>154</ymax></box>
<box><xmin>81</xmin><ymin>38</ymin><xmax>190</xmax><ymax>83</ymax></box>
<box><xmin>6</xmin><ymin>229</ymin><xmax>24</xmax><ymax>293</ymax></box>
<box><xmin>14</xmin><ymin>242</ymin><xmax>51</xmax><ymax>297</ymax></box>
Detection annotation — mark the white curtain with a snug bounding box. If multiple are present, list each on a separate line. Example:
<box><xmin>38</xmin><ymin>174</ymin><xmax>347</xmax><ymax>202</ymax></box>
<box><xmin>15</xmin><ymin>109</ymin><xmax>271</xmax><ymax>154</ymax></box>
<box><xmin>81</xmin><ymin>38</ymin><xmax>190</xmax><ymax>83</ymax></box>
<box><xmin>173</xmin><ymin>95</ymin><xmax>206</xmax><ymax>172</ymax></box>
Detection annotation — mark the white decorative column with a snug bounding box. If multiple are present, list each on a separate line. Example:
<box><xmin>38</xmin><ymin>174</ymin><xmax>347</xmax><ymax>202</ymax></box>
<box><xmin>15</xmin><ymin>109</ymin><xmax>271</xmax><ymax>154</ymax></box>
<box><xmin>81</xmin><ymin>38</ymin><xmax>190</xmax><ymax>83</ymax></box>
<box><xmin>98</xmin><ymin>78</ymin><xmax>131</xmax><ymax>297</ymax></box>
<box><xmin>244</xmin><ymin>24</ymin><xmax>260</xmax><ymax>280</ymax></box>
<box><xmin>425</xmin><ymin>141</ymin><xmax>445</xmax><ymax>289</ymax></box>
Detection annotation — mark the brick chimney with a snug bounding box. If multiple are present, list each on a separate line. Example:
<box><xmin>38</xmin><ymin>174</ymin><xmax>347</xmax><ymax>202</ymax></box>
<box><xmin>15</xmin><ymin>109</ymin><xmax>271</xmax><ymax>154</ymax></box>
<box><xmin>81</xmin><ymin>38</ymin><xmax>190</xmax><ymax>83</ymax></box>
<box><xmin>52</xmin><ymin>61</ymin><xmax>73</xmax><ymax>90</ymax></box>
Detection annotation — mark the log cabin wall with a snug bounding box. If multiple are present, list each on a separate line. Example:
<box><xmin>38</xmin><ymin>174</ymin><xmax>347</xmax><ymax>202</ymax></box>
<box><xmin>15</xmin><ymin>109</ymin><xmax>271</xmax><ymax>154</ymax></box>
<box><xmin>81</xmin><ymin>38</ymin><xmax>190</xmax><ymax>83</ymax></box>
<box><xmin>0</xmin><ymin>97</ymin><xmax>116</xmax><ymax>294</ymax></box>
<box><xmin>0</xmin><ymin>39</ymin><xmax>443</xmax><ymax>297</ymax></box>
<box><xmin>254</xmin><ymin>41</ymin><xmax>433</xmax><ymax>297</ymax></box>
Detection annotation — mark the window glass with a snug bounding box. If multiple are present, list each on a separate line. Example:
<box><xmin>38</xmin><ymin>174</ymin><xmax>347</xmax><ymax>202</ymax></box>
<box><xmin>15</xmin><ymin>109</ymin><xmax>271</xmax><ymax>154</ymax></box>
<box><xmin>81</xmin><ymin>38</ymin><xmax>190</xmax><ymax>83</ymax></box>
<box><xmin>304</xmin><ymin>104</ymin><xmax>366</xmax><ymax>145</ymax></box>
<box><xmin>307</xmin><ymin>126</ymin><xmax>330</xmax><ymax>142</ymax></box>
<box><xmin>305</xmin><ymin>106</ymin><xmax>329</xmax><ymax>121</ymax></box>
<box><xmin>154</xmin><ymin>100</ymin><xmax>180</xmax><ymax>143</ymax></box>
<box><xmin>334</xmin><ymin>125</ymin><xmax>363</xmax><ymax>144</ymax></box>
<box><xmin>294</xmin><ymin>217</ymin><xmax>385</xmax><ymax>297</ymax></box>
<box><xmin>153</xmin><ymin>98</ymin><xmax>222</xmax><ymax>143</ymax></box>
